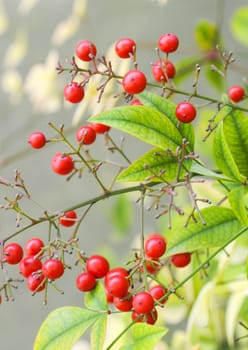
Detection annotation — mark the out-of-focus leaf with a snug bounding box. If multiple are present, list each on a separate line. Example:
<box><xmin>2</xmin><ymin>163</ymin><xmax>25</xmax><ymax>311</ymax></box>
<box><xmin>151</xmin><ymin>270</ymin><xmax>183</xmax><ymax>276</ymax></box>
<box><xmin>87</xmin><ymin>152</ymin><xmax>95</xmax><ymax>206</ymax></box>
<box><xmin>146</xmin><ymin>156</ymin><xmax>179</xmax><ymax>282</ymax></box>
<box><xmin>90</xmin><ymin>314</ymin><xmax>107</xmax><ymax>350</ymax></box>
<box><xmin>174</xmin><ymin>56</ymin><xmax>201</xmax><ymax>85</ymax></box>
<box><xmin>231</xmin><ymin>6</ymin><xmax>248</xmax><ymax>46</ymax></box>
<box><xmin>195</xmin><ymin>20</ymin><xmax>218</xmax><ymax>51</ymax></box>
<box><xmin>4</xmin><ymin>30</ymin><xmax>28</xmax><ymax>67</ymax></box>
<box><xmin>18</xmin><ymin>0</ymin><xmax>40</xmax><ymax>14</ymax></box>
<box><xmin>228</xmin><ymin>186</ymin><xmax>248</xmax><ymax>226</ymax></box>
<box><xmin>51</xmin><ymin>16</ymin><xmax>80</xmax><ymax>46</ymax></box>
<box><xmin>0</xmin><ymin>1</ymin><xmax>9</xmax><ymax>35</ymax></box>
<box><xmin>204</xmin><ymin>61</ymin><xmax>224</xmax><ymax>92</ymax></box>
<box><xmin>110</xmin><ymin>194</ymin><xmax>132</xmax><ymax>237</ymax></box>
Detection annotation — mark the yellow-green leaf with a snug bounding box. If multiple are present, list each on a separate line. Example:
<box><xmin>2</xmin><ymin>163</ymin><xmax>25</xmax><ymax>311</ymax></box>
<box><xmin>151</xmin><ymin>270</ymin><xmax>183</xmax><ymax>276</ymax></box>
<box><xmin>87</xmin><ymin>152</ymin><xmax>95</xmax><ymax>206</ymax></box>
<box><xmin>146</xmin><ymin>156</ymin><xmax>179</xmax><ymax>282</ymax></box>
<box><xmin>228</xmin><ymin>186</ymin><xmax>248</xmax><ymax>226</ymax></box>
<box><xmin>231</xmin><ymin>6</ymin><xmax>248</xmax><ymax>46</ymax></box>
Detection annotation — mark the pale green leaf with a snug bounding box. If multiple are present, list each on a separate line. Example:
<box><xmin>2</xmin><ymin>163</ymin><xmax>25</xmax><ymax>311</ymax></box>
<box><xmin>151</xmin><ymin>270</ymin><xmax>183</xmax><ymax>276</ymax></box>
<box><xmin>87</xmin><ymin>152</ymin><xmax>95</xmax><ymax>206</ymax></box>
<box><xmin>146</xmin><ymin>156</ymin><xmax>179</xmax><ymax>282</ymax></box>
<box><xmin>111</xmin><ymin>194</ymin><xmax>132</xmax><ymax>236</ymax></box>
<box><xmin>190</xmin><ymin>162</ymin><xmax>231</xmax><ymax>180</ymax></box>
<box><xmin>231</xmin><ymin>6</ymin><xmax>248</xmax><ymax>46</ymax></box>
<box><xmin>84</xmin><ymin>281</ymin><xmax>108</xmax><ymax>311</ymax></box>
<box><xmin>91</xmin><ymin>314</ymin><xmax>107</xmax><ymax>350</ymax></box>
<box><xmin>228</xmin><ymin>186</ymin><xmax>248</xmax><ymax>226</ymax></box>
<box><xmin>195</xmin><ymin>20</ymin><xmax>218</xmax><ymax>51</ymax></box>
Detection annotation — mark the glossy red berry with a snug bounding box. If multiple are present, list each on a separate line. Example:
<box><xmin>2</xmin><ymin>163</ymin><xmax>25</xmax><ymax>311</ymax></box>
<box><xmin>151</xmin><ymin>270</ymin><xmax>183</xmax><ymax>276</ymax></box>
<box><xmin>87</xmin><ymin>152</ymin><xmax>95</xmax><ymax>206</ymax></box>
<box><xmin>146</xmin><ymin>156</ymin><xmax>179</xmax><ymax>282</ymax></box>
<box><xmin>145</xmin><ymin>234</ymin><xmax>166</xmax><ymax>259</ymax></box>
<box><xmin>42</xmin><ymin>259</ymin><xmax>64</xmax><ymax>280</ymax></box>
<box><xmin>28</xmin><ymin>132</ymin><xmax>46</xmax><ymax>149</ymax></box>
<box><xmin>149</xmin><ymin>284</ymin><xmax>168</xmax><ymax>304</ymax></box>
<box><xmin>4</xmin><ymin>243</ymin><xmax>23</xmax><ymax>265</ymax></box>
<box><xmin>25</xmin><ymin>238</ymin><xmax>44</xmax><ymax>257</ymax></box>
<box><xmin>171</xmin><ymin>252</ymin><xmax>191</xmax><ymax>268</ymax></box>
<box><xmin>130</xmin><ymin>98</ymin><xmax>143</xmax><ymax>105</ymax></box>
<box><xmin>76</xmin><ymin>271</ymin><xmax>96</xmax><ymax>292</ymax></box>
<box><xmin>175</xmin><ymin>101</ymin><xmax>197</xmax><ymax>123</ymax></box>
<box><xmin>86</xmin><ymin>255</ymin><xmax>109</xmax><ymax>279</ymax></box>
<box><xmin>158</xmin><ymin>33</ymin><xmax>179</xmax><ymax>53</ymax></box>
<box><xmin>105</xmin><ymin>274</ymin><xmax>130</xmax><ymax>298</ymax></box>
<box><xmin>104</xmin><ymin>267</ymin><xmax>129</xmax><ymax>285</ymax></box>
<box><xmin>132</xmin><ymin>308</ymin><xmax>158</xmax><ymax>325</ymax></box>
<box><xmin>75</xmin><ymin>40</ymin><xmax>97</xmax><ymax>61</ymax></box>
<box><xmin>51</xmin><ymin>153</ymin><xmax>74</xmax><ymax>175</ymax></box>
<box><xmin>27</xmin><ymin>273</ymin><xmax>46</xmax><ymax>292</ymax></box>
<box><xmin>59</xmin><ymin>210</ymin><xmax>77</xmax><ymax>227</ymax></box>
<box><xmin>19</xmin><ymin>256</ymin><xmax>42</xmax><ymax>277</ymax></box>
<box><xmin>132</xmin><ymin>291</ymin><xmax>155</xmax><ymax>314</ymax></box>
<box><xmin>76</xmin><ymin>125</ymin><xmax>96</xmax><ymax>145</ymax></box>
<box><xmin>152</xmin><ymin>59</ymin><xmax>176</xmax><ymax>82</ymax></box>
<box><xmin>64</xmin><ymin>82</ymin><xmax>85</xmax><ymax>103</ymax></box>
<box><xmin>89</xmin><ymin>122</ymin><xmax>110</xmax><ymax>134</ymax></box>
<box><xmin>115</xmin><ymin>38</ymin><xmax>136</xmax><ymax>58</ymax></box>
<box><xmin>122</xmin><ymin>70</ymin><xmax>147</xmax><ymax>94</ymax></box>
<box><xmin>228</xmin><ymin>85</ymin><xmax>245</xmax><ymax>103</ymax></box>
<box><xmin>113</xmin><ymin>294</ymin><xmax>133</xmax><ymax>312</ymax></box>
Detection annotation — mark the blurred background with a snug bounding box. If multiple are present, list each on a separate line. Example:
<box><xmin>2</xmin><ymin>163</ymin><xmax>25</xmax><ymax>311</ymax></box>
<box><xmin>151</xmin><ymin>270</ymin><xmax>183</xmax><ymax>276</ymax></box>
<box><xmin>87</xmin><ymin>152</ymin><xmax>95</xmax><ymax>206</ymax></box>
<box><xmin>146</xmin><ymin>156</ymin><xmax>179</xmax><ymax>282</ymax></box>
<box><xmin>0</xmin><ymin>0</ymin><xmax>247</xmax><ymax>349</ymax></box>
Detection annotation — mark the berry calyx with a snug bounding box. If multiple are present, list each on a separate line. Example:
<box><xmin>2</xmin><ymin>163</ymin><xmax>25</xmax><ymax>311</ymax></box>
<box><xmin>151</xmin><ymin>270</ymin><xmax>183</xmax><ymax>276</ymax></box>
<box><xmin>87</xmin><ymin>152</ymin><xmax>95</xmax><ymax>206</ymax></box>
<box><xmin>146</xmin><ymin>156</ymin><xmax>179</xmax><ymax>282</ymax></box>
<box><xmin>86</xmin><ymin>255</ymin><xmax>110</xmax><ymax>279</ymax></box>
<box><xmin>158</xmin><ymin>33</ymin><xmax>179</xmax><ymax>53</ymax></box>
<box><xmin>25</xmin><ymin>238</ymin><xmax>44</xmax><ymax>257</ymax></box>
<box><xmin>75</xmin><ymin>40</ymin><xmax>97</xmax><ymax>61</ymax></box>
<box><xmin>171</xmin><ymin>252</ymin><xmax>191</xmax><ymax>268</ymax></box>
<box><xmin>175</xmin><ymin>101</ymin><xmax>197</xmax><ymax>123</ymax></box>
<box><xmin>42</xmin><ymin>259</ymin><xmax>64</xmax><ymax>280</ymax></box>
<box><xmin>228</xmin><ymin>85</ymin><xmax>245</xmax><ymax>103</ymax></box>
<box><xmin>76</xmin><ymin>125</ymin><xmax>96</xmax><ymax>145</ymax></box>
<box><xmin>64</xmin><ymin>82</ymin><xmax>85</xmax><ymax>103</ymax></box>
<box><xmin>4</xmin><ymin>243</ymin><xmax>24</xmax><ymax>265</ymax></box>
<box><xmin>151</xmin><ymin>59</ymin><xmax>176</xmax><ymax>82</ymax></box>
<box><xmin>19</xmin><ymin>256</ymin><xmax>42</xmax><ymax>277</ymax></box>
<box><xmin>122</xmin><ymin>70</ymin><xmax>147</xmax><ymax>94</ymax></box>
<box><xmin>144</xmin><ymin>233</ymin><xmax>166</xmax><ymax>259</ymax></box>
<box><xmin>132</xmin><ymin>291</ymin><xmax>155</xmax><ymax>314</ymax></box>
<box><xmin>59</xmin><ymin>210</ymin><xmax>77</xmax><ymax>227</ymax></box>
<box><xmin>115</xmin><ymin>38</ymin><xmax>136</xmax><ymax>59</ymax></box>
<box><xmin>76</xmin><ymin>272</ymin><xmax>96</xmax><ymax>292</ymax></box>
<box><xmin>89</xmin><ymin>122</ymin><xmax>110</xmax><ymax>134</ymax></box>
<box><xmin>51</xmin><ymin>153</ymin><xmax>74</xmax><ymax>175</ymax></box>
<box><xmin>28</xmin><ymin>132</ymin><xmax>46</xmax><ymax>149</ymax></box>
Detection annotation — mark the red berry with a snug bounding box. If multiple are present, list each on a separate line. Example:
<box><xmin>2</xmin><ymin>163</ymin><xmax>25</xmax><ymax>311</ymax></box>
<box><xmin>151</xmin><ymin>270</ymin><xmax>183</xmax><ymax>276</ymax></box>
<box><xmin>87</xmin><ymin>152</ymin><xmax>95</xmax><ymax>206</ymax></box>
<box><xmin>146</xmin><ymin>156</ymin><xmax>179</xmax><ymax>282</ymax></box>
<box><xmin>42</xmin><ymin>259</ymin><xmax>64</xmax><ymax>280</ymax></box>
<box><xmin>104</xmin><ymin>267</ymin><xmax>129</xmax><ymax>285</ymax></box>
<box><xmin>19</xmin><ymin>256</ymin><xmax>42</xmax><ymax>277</ymax></box>
<box><xmin>132</xmin><ymin>291</ymin><xmax>155</xmax><ymax>314</ymax></box>
<box><xmin>145</xmin><ymin>234</ymin><xmax>166</xmax><ymax>259</ymax></box>
<box><xmin>75</xmin><ymin>40</ymin><xmax>97</xmax><ymax>61</ymax></box>
<box><xmin>175</xmin><ymin>101</ymin><xmax>196</xmax><ymax>123</ymax></box>
<box><xmin>28</xmin><ymin>132</ymin><xmax>46</xmax><ymax>149</ymax></box>
<box><xmin>149</xmin><ymin>284</ymin><xmax>168</xmax><ymax>304</ymax></box>
<box><xmin>228</xmin><ymin>85</ymin><xmax>245</xmax><ymax>103</ymax></box>
<box><xmin>76</xmin><ymin>125</ymin><xmax>96</xmax><ymax>145</ymax></box>
<box><xmin>89</xmin><ymin>122</ymin><xmax>110</xmax><ymax>134</ymax></box>
<box><xmin>130</xmin><ymin>98</ymin><xmax>143</xmax><ymax>105</ymax></box>
<box><xmin>152</xmin><ymin>59</ymin><xmax>176</xmax><ymax>82</ymax></box>
<box><xmin>113</xmin><ymin>294</ymin><xmax>133</xmax><ymax>312</ymax></box>
<box><xmin>158</xmin><ymin>33</ymin><xmax>179</xmax><ymax>53</ymax></box>
<box><xmin>76</xmin><ymin>271</ymin><xmax>96</xmax><ymax>292</ymax></box>
<box><xmin>105</xmin><ymin>287</ymin><xmax>114</xmax><ymax>303</ymax></box>
<box><xmin>122</xmin><ymin>70</ymin><xmax>147</xmax><ymax>94</ymax></box>
<box><xmin>140</xmin><ymin>257</ymin><xmax>160</xmax><ymax>274</ymax></box>
<box><xmin>64</xmin><ymin>82</ymin><xmax>85</xmax><ymax>103</ymax></box>
<box><xmin>59</xmin><ymin>210</ymin><xmax>77</xmax><ymax>227</ymax></box>
<box><xmin>25</xmin><ymin>238</ymin><xmax>44</xmax><ymax>257</ymax></box>
<box><xmin>51</xmin><ymin>153</ymin><xmax>74</xmax><ymax>175</ymax></box>
<box><xmin>86</xmin><ymin>255</ymin><xmax>109</xmax><ymax>279</ymax></box>
<box><xmin>132</xmin><ymin>308</ymin><xmax>158</xmax><ymax>325</ymax></box>
<box><xmin>171</xmin><ymin>252</ymin><xmax>191</xmax><ymax>268</ymax></box>
<box><xmin>4</xmin><ymin>243</ymin><xmax>23</xmax><ymax>265</ymax></box>
<box><xmin>27</xmin><ymin>273</ymin><xmax>46</xmax><ymax>292</ymax></box>
<box><xmin>115</xmin><ymin>38</ymin><xmax>136</xmax><ymax>59</ymax></box>
<box><xmin>105</xmin><ymin>275</ymin><xmax>130</xmax><ymax>298</ymax></box>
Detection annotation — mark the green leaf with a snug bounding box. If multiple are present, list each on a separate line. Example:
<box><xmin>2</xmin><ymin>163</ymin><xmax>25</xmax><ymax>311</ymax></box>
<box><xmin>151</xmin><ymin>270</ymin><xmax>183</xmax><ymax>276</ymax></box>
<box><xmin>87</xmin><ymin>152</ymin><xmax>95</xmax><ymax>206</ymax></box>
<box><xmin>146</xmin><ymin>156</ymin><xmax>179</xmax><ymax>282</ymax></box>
<box><xmin>33</xmin><ymin>307</ymin><xmax>100</xmax><ymax>350</ymax></box>
<box><xmin>204</xmin><ymin>62</ymin><xmax>224</xmax><ymax>92</ymax></box>
<box><xmin>117</xmin><ymin>147</ymin><xmax>191</xmax><ymax>182</ymax></box>
<box><xmin>84</xmin><ymin>281</ymin><xmax>108</xmax><ymax>311</ymax></box>
<box><xmin>91</xmin><ymin>314</ymin><xmax>107</xmax><ymax>350</ymax></box>
<box><xmin>166</xmin><ymin>207</ymin><xmax>244</xmax><ymax>256</ymax></box>
<box><xmin>223</xmin><ymin>109</ymin><xmax>248</xmax><ymax>177</ymax></box>
<box><xmin>89</xmin><ymin>105</ymin><xmax>183</xmax><ymax>151</ymax></box>
<box><xmin>190</xmin><ymin>162</ymin><xmax>231</xmax><ymax>181</ymax></box>
<box><xmin>195</xmin><ymin>20</ymin><xmax>218</xmax><ymax>51</ymax></box>
<box><xmin>111</xmin><ymin>194</ymin><xmax>132</xmax><ymax>236</ymax></box>
<box><xmin>213</xmin><ymin>121</ymin><xmax>245</xmax><ymax>182</ymax></box>
<box><xmin>173</xmin><ymin>56</ymin><xmax>200</xmax><ymax>85</ymax></box>
<box><xmin>231</xmin><ymin>6</ymin><xmax>248</xmax><ymax>46</ymax></box>
<box><xmin>120</xmin><ymin>323</ymin><xmax>167</xmax><ymax>350</ymax></box>
<box><xmin>228</xmin><ymin>186</ymin><xmax>248</xmax><ymax>226</ymax></box>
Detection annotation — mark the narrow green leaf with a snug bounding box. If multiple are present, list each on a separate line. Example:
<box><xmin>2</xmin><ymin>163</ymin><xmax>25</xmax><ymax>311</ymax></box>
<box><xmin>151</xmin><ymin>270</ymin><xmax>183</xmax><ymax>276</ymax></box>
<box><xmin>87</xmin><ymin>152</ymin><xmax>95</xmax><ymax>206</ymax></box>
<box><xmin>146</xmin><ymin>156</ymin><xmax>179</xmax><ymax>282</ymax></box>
<box><xmin>91</xmin><ymin>314</ymin><xmax>107</xmax><ymax>350</ymax></box>
<box><xmin>223</xmin><ymin>109</ymin><xmax>248</xmax><ymax>177</ymax></box>
<box><xmin>33</xmin><ymin>307</ymin><xmax>100</xmax><ymax>350</ymax></box>
<box><xmin>231</xmin><ymin>6</ymin><xmax>248</xmax><ymax>46</ymax></box>
<box><xmin>213</xmin><ymin>121</ymin><xmax>245</xmax><ymax>182</ymax></box>
<box><xmin>117</xmin><ymin>147</ymin><xmax>191</xmax><ymax>182</ymax></box>
<box><xmin>120</xmin><ymin>324</ymin><xmax>167</xmax><ymax>350</ymax></box>
<box><xmin>166</xmin><ymin>207</ymin><xmax>244</xmax><ymax>256</ymax></box>
<box><xmin>190</xmin><ymin>162</ymin><xmax>231</xmax><ymax>180</ymax></box>
<box><xmin>195</xmin><ymin>20</ymin><xmax>218</xmax><ymax>51</ymax></box>
<box><xmin>84</xmin><ymin>281</ymin><xmax>108</xmax><ymax>311</ymax></box>
<box><xmin>228</xmin><ymin>186</ymin><xmax>248</xmax><ymax>226</ymax></box>
<box><xmin>89</xmin><ymin>105</ymin><xmax>183</xmax><ymax>150</ymax></box>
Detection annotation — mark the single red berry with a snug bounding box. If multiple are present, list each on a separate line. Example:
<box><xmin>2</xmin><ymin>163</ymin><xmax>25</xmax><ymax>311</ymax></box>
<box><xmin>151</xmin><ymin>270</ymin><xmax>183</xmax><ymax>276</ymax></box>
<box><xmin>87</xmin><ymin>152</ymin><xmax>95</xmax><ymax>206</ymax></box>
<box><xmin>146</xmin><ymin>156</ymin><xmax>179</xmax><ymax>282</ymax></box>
<box><xmin>122</xmin><ymin>70</ymin><xmax>147</xmax><ymax>94</ymax></box>
<box><xmin>152</xmin><ymin>59</ymin><xmax>176</xmax><ymax>82</ymax></box>
<box><xmin>171</xmin><ymin>252</ymin><xmax>191</xmax><ymax>268</ymax></box>
<box><xmin>175</xmin><ymin>101</ymin><xmax>197</xmax><ymax>123</ymax></box>
<box><xmin>228</xmin><ymin>85</ymin><xmax>245</xmax><ymax>103</ymax></box>
<box><xmin>104</xmin><ymin>267</ymin><xmax>129</xmax><ymax>285</ymax></box>
<box><xmin>51</xmin><ymin>153</ymin><xmax>74</xmax><ymax>175</ymax></box>
<box><xmin>140</xmin><ymin>257</ymin><xmax>160</xmax><ymax>275</ymax></box>
<box><xmin>105</xmin><ymin>287</ymin><xmax>114</xmax><ymax>303</ymax></box>
<box><xmin>27</xmin><ymin>273</ymin><xmax>46</xmax><ymax>292</ymax></box>
<box><xmin>28</xmin><ymin>132</ymin><xmax>46</xmax><ymax>149</ymax></box>
<box><xmin>59</xmin><ymin>210</ymin><xmax>77</xmax><ymax>227</ymax></box>
<box><xmin>149</xmin><ymin>284</ymin><xmax>168</xmax><ymax>304</ymax></box>
<box><xmin>145</xmin><ymin>233</ymin><xmax>166</xmax><ymax>259</ymax></box>
<box><xmin>89</xmin><ymin>122</ymin><xmax>110</xmax><ymax>134</ymax></box>
<box><xmin>75</xmin><ymin>40</ymin><xmax>97</xmax><ymax>61</ymax></box>
<box><xmin>19</xmin><ymin>256</ymin><xmax>42</xmax><ymax>277</ymax></box>
<box><xmin>132</xmin><ymin>308</ymin><xmax>158</xmax><ymax>325</ymax></box>
<box><xmin>158</xmin><ymin>33</ymin><xmax>179</xmax><ymax>53</ymax></box>
<box><xmin>25</xmin><ymin>238</ymin><xmax>44</xmax><ymax>257</ymax></box>
<box><xmin>76</xmin><ymin>125</ymin><xmax>96</xmax><ymax>145</ymax></box>
<box><xmin>115</xmin><ymin>38</ymin><xmax>136</xmax><ymax>59</ymax></box>
<box><xmin>42</xmin><ymin>259</ymin><xmax>64</xmax><ymax>280</ymax></box>
<box><xmin>76</xmin><ymin>271</ymin><xmax>96</xmax><ymax>292</ymax></box>
<box><xmin>4</xmin><ymin>243</ymin><xmax>23</xmax><ymax>265</ymax></box>
<box><xmin>132</xmin><ymin>291</ymin><xmax>155</xmax><ymax>314</ymax></box>
<box><xmin>130</xmin><ymin>98</ymin><xmax>143</xmax><ymax>105</ymax></box>
<box><xmin>105</xmin><ymin>275</ymin><xmax>130</xmax><ymax>298</ymax></box>
<box><xmin>86</xmin><ymin>255</ymin><xmax>109</xmax><ymax>279</ymax></box>
<box><xmin>64</xmin><ymin>82</ymin><xmax>85</xmax><ymax>103</ymax></box>
<box><xmin>113</xmin><ymin>294</ymin><xmax>133</xmax><ymax>312</ymax></box>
